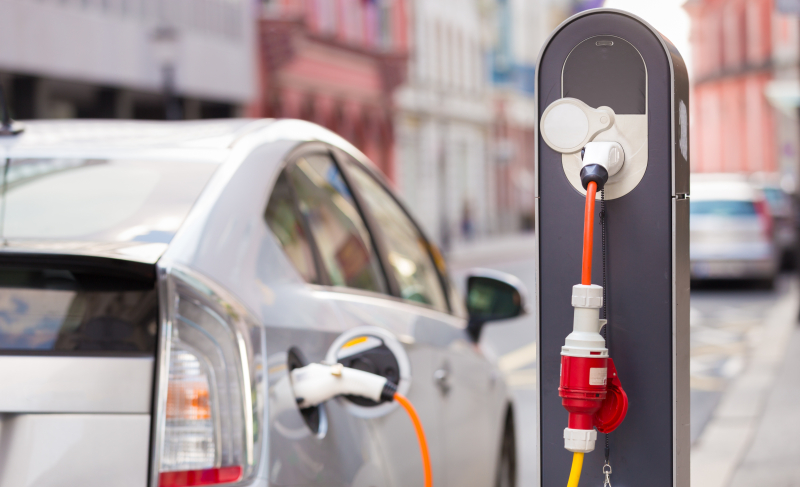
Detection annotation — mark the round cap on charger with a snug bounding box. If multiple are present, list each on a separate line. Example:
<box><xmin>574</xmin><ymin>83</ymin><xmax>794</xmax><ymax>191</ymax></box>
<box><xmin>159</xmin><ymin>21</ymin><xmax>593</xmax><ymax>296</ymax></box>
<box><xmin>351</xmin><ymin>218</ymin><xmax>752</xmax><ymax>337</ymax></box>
<box><xmin>540</xmin><ymin>98</ymin><xmax>615</xmax><ymax>154</ymax></box>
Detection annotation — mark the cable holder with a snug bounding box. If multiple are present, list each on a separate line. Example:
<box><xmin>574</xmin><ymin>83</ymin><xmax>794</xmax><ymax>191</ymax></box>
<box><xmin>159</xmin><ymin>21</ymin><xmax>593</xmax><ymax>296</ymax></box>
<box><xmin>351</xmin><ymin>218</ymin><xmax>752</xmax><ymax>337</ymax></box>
<box><xmin>603</xmin><ymin>462</ymin><xmax>612</xmax><ymax>487</ymax></box>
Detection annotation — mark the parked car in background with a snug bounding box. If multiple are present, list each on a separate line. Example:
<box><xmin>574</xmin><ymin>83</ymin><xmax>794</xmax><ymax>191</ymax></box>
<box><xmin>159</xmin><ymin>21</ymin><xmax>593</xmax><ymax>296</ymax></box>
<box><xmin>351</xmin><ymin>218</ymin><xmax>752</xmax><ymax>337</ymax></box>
<box><xmin>750</xmin><ymin>172</ymin><xmax>797</xmax><ymax>269</ymax></box>
<box><xmin>0</xmin><ymin>119</ymin><xmax>522</xmax><ymax>487</ymax></box>
<box><xmin>690</xmin><ymin>173</ymin><xmax>778</xmax><ymax>287</ymax></box>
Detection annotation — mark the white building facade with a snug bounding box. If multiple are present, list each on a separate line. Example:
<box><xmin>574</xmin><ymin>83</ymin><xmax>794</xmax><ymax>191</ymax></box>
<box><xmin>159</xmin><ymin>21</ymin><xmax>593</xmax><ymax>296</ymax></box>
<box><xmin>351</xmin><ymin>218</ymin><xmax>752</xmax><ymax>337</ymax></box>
<box><xmin>394</xmin><ymin>0</ymin><xmax>494</xmax><ymax>250</ymax></box>
<box><xmin>394</xmin><ymin>0</ymin><xmax>583</xmax><ymax>249</ymax></box>
<box><xmin>0</xmin><ymin>0</ymin><xmax>254</xmax><ymax>119</ymax></box>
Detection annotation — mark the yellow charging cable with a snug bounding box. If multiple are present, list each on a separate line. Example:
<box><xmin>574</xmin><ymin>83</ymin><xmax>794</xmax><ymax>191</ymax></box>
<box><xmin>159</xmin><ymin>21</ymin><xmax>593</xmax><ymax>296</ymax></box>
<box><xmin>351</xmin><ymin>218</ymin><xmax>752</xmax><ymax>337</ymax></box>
<box><xmin>567</xmin><ymin>452</ymin><xmax>584</xmax><ymax>487</ymax></box>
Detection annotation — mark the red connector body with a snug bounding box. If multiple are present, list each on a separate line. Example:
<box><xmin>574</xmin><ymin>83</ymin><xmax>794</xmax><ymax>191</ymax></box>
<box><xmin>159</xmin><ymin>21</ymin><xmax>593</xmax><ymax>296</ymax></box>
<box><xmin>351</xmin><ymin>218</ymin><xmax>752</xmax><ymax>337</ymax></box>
<box><xmin>559</xmin><ymin>356</ymin><xmax>627</xmax><ymax>433</ymax></box>
<box><xmin>559</xmin><ymin>355</ymin><xmax>608</xmax><ymax>430</ymax></box>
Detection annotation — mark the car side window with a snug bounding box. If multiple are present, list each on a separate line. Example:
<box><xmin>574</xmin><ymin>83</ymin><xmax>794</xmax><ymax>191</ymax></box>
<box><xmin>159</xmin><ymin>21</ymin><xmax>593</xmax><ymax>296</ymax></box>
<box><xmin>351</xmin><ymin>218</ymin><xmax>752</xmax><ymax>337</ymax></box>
<box><xmin>343</xmin><ymin>160</ymin><xmax>449</xmax><ymax>312</ymax></box>
<box><xmin>264</xmin><ymin>171</ymin><xmax>319</xmax><ymax>284</ymax></box>
<box><xmin>287</xmin><ymin>154</ymin><xmax>387</xmax><ymax>294</ymax></box>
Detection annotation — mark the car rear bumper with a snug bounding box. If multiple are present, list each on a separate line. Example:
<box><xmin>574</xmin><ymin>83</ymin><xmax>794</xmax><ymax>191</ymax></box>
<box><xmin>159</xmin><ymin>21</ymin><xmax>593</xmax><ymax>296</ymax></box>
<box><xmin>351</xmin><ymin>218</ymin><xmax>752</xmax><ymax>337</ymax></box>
<box><xmin>690</xmin><ymin>259</ymin><xmax>776</xmax><ymax>279</ymax></box>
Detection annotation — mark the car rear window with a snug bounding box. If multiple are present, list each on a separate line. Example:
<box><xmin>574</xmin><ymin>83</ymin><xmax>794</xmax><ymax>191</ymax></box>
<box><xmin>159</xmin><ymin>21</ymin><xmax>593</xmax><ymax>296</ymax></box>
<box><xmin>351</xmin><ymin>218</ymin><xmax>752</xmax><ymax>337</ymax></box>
<box><xmin>0</xmin><ymin>268</ymin><xmax>157</xmax><ymax>355</ymax></box>
<box><xmin>690</xmin><ymin>200</ymin><xmax>756</xmax><ymax>216</ymax></box>
<box><xmin>1</xmin><ymin>158</ymin><xmax>218</xmax><ymax>243</ymax></box>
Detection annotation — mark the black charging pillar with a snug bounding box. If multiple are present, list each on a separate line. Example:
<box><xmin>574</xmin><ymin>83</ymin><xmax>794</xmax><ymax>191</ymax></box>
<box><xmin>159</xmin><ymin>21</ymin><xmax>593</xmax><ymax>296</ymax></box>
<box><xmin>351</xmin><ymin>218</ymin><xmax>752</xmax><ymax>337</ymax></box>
<box><xmin>536</xmin><ymin>9</ymin><xmax>690</xmax><ymax>487</ymax></box>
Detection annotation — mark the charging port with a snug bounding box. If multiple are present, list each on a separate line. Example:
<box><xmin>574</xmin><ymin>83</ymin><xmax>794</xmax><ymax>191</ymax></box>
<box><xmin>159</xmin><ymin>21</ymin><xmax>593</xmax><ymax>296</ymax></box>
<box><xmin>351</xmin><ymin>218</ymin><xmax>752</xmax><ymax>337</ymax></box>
<box><xmin>335</xmin><ymin>336</ymin><xmax>400</xmax><ymax>407</ymax></box>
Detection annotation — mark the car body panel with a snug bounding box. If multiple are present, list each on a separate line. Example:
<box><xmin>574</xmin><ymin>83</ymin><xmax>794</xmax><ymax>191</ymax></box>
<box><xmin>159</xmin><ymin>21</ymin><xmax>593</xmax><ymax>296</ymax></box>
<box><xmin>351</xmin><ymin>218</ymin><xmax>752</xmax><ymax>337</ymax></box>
<box><xmin>0</xmin><ymin>414</ymin><xmax>150</xmax><ymax>487</ymax></box>
<box><xmin>323</xmin><ymin>290</ymin><xmax>452</xmax><ymax>487</ymax></box>
<box><xmin>441</xmin><ymin>343</ymin><xmax>505</xmax><ymax>487</ymax></box>
<box><xmin>0</xmin><ymin>356</ymin><xmax>152</xmax><ymax>413</ymax></box>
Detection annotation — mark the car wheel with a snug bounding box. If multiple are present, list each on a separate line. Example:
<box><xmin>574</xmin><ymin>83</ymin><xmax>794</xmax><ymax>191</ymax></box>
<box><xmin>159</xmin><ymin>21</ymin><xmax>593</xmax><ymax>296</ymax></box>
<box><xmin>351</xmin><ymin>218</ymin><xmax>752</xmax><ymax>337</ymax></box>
<box><xmin>496</xmin><ymin>408</ymin><xmax>516</xmax><ymax>487</ymax></box>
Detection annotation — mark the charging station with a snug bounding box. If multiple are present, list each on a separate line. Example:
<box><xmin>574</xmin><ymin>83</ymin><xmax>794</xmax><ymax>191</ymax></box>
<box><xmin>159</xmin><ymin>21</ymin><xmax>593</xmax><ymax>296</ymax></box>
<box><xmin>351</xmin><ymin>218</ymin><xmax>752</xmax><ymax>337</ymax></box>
<box><xmin>536</xmin><ymin>9</ymin><xmax>690</xmax><ymax>487</ymax></box>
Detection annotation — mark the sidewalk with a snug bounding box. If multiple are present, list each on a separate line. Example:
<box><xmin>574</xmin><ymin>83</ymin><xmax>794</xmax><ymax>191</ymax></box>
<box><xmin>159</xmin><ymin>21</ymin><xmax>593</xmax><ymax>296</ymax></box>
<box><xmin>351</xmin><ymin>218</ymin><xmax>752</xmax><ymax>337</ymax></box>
<box><xmin>728</xmin><ymin>323</ymin><xmax>800</xmax><ymax>485</ymax></box>
<box><xmin>691</xmin><ymin>279</ymin><xmax>800</xmax><ymax>487</ymax></box>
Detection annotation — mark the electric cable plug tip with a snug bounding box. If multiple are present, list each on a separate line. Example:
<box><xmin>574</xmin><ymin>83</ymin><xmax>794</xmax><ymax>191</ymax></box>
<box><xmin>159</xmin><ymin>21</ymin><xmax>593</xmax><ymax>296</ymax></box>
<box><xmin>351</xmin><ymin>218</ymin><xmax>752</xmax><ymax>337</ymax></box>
<box><xmin>380</xmin><ymin>381</ymin><xmax>398</xmax><ymax>402</ymax></box>
<box><xmin>580</xmin><ymin>164</ymin><xmax>609</xmax><ymax>191</ymax></box>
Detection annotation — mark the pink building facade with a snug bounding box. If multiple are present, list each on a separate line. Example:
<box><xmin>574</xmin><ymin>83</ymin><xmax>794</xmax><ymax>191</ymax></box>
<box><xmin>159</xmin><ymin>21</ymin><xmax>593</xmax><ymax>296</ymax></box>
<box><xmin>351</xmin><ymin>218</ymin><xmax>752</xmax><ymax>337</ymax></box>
<box><xmin>685</xmin><ymin>0</ymin><xmax>777</xmax><ymax>174</ymax></box>
<box><xmin>251</xmin><ymin>0</ymin><xmax>409</xmax><ymax>181</ymax></box>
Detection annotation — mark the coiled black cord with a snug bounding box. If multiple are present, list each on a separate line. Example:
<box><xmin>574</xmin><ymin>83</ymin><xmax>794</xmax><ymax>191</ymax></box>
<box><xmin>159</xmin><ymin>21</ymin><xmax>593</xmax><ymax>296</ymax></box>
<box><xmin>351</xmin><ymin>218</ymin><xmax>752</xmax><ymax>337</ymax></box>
<box><xmin>600</xmin><ymin>189</ymin><xmax>610</xmax><ymax>464</ymax></box>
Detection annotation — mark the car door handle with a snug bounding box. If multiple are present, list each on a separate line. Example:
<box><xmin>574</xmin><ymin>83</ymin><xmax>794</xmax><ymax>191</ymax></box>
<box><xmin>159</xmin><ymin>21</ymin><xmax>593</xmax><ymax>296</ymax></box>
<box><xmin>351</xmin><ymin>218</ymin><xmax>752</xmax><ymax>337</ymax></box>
<box><xmin>434</xmin><ymin>366</ymin><xmax>450</xmax><ymax>395</ymax></box>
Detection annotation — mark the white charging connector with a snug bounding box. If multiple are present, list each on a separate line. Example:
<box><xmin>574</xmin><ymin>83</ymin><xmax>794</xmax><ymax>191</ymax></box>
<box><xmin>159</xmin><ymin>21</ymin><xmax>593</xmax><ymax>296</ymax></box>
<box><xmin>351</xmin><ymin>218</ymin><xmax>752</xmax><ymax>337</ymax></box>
<box><xmin>290</xmin><ymin>363</ymin><xmax>395</xmax><ymax>408</ymax></box>
<box><xmin>583</xmin><ymin>141</ymin><xmax>624</xmax><ymax>177</ymax></box>
<box><xmin>291</xmin><ymin>363</ymin><xmax>432</xmax><ymax>487</ymax></box>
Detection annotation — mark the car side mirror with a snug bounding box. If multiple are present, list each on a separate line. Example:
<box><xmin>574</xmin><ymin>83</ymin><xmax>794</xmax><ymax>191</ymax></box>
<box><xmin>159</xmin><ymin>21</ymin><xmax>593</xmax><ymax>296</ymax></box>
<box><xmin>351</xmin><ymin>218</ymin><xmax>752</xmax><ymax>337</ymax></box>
<box><xmin>465</xmin><ymin>269</ymin><xmax>528</xmax><ymax>341</ymax></box>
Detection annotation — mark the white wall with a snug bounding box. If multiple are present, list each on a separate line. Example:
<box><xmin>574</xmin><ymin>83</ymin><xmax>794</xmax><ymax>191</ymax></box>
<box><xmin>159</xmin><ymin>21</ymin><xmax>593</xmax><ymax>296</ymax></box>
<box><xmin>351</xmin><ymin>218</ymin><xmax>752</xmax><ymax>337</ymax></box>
<box><xmin>0</xmin><ymin>0</ymin><xmax>254</xmax><ymax>102</ymax></box>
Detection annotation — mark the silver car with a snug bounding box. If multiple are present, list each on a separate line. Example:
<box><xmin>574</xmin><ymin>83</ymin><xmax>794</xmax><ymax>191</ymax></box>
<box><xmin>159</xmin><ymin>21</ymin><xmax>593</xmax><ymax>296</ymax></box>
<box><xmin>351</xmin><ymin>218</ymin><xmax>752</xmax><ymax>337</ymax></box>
<box><xmin>690</xmin><ymin>173</ymin><xmax>778</xmax><ymax>286</ymax></box>
<box><xmin>0</xmin><ymin>120</ymin><xmax>522</xmax><ymax>487</ymax></box>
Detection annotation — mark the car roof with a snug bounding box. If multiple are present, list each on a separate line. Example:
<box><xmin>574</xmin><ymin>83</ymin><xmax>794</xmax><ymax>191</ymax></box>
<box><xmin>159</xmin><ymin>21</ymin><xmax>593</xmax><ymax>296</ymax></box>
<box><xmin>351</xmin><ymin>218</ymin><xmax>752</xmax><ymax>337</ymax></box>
<box><xmin>1</xmin><ymin>119</ymin><xmax>372</xmax><ymax>165</ymax></box>
<box><xmin>0</xmin><ymin>119</ymin><xmax>271</xmax><ymax>162</ymax></box>
<box><xmin>0</xmin><ymin>118</ymin><xmax>375</xmax><ymax>264</ymax></box>
<box><xmin>690</xmin><ymin>173</ymin><xmax>761</xmax><ymax>201</ymax></box>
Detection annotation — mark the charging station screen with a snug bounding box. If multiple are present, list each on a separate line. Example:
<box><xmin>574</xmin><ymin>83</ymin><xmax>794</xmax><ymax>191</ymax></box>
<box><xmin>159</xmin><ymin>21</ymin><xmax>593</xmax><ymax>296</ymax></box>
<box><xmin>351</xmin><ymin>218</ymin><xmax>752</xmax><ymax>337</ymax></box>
<box><xmin>562</xmin><ymin>35</ymin><xmax>646</xmax><ymax>115</ymax></box>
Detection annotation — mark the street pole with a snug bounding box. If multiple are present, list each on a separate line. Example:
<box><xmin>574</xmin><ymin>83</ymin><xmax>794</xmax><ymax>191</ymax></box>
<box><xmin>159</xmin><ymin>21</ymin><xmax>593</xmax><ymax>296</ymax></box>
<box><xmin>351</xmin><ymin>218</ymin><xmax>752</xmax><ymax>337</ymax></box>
<box><xmin>162</xmin><ymin>64</ymin><xmax>181</xmax><ymax>121</ymax></box>
<box><xmin>535</xmin><ymin>10</ymin><xmax>690</xmax><ymax>486</ymax></box>
<box><xmin>152</xmin><ymin>26</ymin><xmax>181</xmax><ymax>121</ymax></box>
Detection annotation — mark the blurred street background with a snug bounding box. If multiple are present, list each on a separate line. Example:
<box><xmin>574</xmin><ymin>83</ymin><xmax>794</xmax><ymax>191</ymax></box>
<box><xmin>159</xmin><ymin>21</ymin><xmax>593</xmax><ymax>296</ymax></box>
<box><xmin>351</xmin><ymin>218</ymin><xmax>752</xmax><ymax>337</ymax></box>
<box><xmin>5</xmin><ymin>0</ymin><xmax>800</xmax><ymax>485</ymax></box>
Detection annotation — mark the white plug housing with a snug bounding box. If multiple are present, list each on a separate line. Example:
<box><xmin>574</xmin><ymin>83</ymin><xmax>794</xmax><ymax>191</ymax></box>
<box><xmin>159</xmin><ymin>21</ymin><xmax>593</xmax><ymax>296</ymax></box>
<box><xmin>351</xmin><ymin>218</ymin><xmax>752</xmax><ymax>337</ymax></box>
<box><xmin>564</xmin><ymin>427</ymin><xmax>598</xmax><ymax>453</ymax></box>
<box><xmin>571</xmin><ymin>284</ymin><xmax>603</xmax><ymax>308</ymax></box>
<box><xmin>583</xmin><ymin>141</ymin><xmax>625</xmax><ymax>177</ymax></box>
<box><xmin>562</xmin><ymin>284</ymin><xmax>608</xmax><ymax>358</ymax></box>
<box><xmin>290</xmin><ymin>363</ymin><xmax>388</xmax><ymax>408</ymax></box>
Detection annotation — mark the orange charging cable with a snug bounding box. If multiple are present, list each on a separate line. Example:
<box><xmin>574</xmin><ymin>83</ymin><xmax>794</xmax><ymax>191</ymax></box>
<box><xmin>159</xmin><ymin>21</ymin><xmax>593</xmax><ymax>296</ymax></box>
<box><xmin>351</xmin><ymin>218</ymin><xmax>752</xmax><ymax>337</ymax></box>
<box><xmin>581</xmin><ymin>181</ymin><xmax>597</xmax><ymax>285</ymax></box>
<box><xmin>394</xmin><ymin>392</ymin><xmax>433</xmax><ymax>487</ymax></box>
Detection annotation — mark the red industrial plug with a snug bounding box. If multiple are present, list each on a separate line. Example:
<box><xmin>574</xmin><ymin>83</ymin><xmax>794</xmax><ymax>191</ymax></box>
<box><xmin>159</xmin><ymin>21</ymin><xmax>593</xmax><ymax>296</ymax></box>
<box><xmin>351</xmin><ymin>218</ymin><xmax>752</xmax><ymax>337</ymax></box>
<box><xmin>558</xmin><ymin>181</ymin><xmax>628</xmax><ymax>453</ymax></box>
<box><xmin>560</xmin><ymin>352</ymin><xmax>628</xmax><ymax>450</ymax></box>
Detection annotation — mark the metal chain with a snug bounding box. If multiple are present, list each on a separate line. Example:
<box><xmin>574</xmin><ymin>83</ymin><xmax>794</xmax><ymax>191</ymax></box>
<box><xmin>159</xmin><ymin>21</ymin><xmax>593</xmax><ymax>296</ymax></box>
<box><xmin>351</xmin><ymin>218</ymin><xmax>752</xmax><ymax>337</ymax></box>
<box><xmin>600</xmin><ymin>189</ymin><xmax>611</xmax><ymax>484</ymax></box>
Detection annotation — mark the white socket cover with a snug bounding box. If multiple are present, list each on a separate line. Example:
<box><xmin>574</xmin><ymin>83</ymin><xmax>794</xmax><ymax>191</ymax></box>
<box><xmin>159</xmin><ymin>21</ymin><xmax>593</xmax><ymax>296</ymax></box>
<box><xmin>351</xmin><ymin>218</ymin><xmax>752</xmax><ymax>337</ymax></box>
<box><xmin>540</xmin><ymin>98</ymin><xmax>615</xmax><ymax>154</ymax></box>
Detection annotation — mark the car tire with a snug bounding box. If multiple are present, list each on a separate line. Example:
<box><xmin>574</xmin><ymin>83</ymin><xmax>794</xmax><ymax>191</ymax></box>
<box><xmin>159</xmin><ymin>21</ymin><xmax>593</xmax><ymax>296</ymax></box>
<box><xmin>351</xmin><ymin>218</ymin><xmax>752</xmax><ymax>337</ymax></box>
<box><xmin>495</xmin><ymin>408</ymin><xmax>516</xmax><ymax>487</ymax></box>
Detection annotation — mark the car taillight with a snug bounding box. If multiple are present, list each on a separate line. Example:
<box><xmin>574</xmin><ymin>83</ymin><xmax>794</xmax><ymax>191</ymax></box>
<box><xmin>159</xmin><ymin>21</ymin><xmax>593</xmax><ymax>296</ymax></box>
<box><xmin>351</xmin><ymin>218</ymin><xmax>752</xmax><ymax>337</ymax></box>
<box><xmin>162</xmin><ymin>343</ymin><xmax>215</xmax><ymax>472</ymax></box>
<box><xmin>754</xmin><ymin>199</ymin><xmax>773</xmax><ymax>240</ymax></box>
<box><xmin>153</xmin><ymin>266</ymin><xmax>265</xmax><ymax>487</ymax></box>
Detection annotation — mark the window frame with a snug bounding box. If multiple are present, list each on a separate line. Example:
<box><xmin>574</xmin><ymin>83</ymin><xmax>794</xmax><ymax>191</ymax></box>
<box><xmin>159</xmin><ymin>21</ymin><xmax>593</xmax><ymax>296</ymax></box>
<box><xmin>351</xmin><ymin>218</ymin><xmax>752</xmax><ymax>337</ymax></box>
<box><xmin>264</xmin><ymin>166</ymin><xmax>327</xmax><ymax>286</ymax></box>
<box><xmin>264</xmin><ymin>142</ymin><xmax>456</xmax><ymax>316</ymax></box>
<box><xmin>329</xmin><ymin>148</ymin><xmax>455</xmax><ymax>315</ymax></box>
<box><xmin>270</xmin><ymin>143</ymin><xmax>392</xmax><ymax>295</ymax></box>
